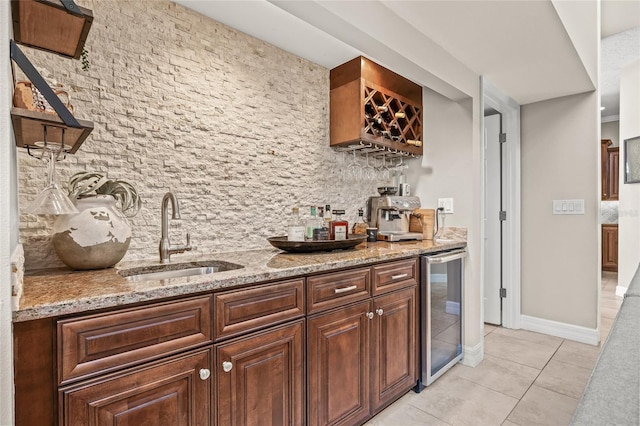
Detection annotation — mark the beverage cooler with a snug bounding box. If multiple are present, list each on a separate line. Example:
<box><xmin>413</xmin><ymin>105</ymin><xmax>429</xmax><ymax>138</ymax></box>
<box><xmin>416</xmin><ymin>248</ymin><xmax>466</xmax><ymax>390</ymax></box>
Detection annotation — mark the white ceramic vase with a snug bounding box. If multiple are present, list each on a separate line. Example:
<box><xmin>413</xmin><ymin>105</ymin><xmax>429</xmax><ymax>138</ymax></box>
<box><xmin>52</xmin><ymin>195</ymin><xmax>132</xmax><ymax>270</ymax></box>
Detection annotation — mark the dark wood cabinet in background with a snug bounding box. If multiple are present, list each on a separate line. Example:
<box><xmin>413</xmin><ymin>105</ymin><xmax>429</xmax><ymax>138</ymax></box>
<box><xmin>601</xmin><ymin>139</ymin><xmax>619</xmax><ymax>200</ymax></box>
<box><xmin>602</xmin><ymin>224</ymin><xmax>618</xmax><ymax>272</ymax></box>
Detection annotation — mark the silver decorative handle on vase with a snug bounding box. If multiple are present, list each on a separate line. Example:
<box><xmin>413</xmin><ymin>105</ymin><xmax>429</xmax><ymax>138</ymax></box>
<box><xmin>199</xmin><ymin>368</ymin><xmax>210</xmax><ymax>380</ymax></box>
<box><xmin>222</xmin><ymin>361</ymin><xmax>233</xmax><ymax>373</ymax></box>
<box><xmin>334</xmin><ymin>285</ymin><xmax>357</xmax><ymax>294</ymax></box>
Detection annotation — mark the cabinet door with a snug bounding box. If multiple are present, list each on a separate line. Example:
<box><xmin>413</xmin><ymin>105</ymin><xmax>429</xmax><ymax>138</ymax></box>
<box><xmin>371</xmin><ymin>287</ymin><xmax>417</xmax><ymax>413</ymax></box>
<box><xmin>60</xmin><ymin>348</ymin><xmax>211</xmax><ymax>426</ymax></box>
<box><xmin>216</xmin><ymin>321</ymin><xmax>305</xmax><ymax>426</ymax></box>
<box><xmin>602</xmin><ymin>225</ymin><xmax>618</xmax><ymax>272</ymax></box>
<box><xmin>608</xmin><ymin>148</ymin><xmax>619</xmax><ymax>200</ymax></box>
<box><xmin>307</xmin><ymin>301</ymin><xmax>371</xmax><ymax>426</ymax></box>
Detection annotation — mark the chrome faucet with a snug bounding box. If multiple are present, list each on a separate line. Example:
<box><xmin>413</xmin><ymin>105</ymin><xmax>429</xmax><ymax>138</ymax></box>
<box><xmin>159</xmin><ymin>192</ymin><xmax>192</xmax><ymax>263</ymax></box>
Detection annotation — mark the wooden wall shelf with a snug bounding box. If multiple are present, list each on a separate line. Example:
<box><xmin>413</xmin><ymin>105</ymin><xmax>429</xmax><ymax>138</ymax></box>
<box><xmin>11</xmin><ymin>107</ymin><xmax>93</xmax><ymax>154</ymax></box>
<box><xmin>330</xmin><ymin>56</ymin><xmax>423</xmax><ymax>157</ymax></box>
<box><xmin>11</xmin><ymin>0</ymin><xmax>93</xmax><ymax>59</ymax></box>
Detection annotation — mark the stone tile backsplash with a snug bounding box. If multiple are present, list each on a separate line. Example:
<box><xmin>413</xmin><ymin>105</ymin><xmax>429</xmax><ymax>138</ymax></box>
<box><xmin>600</xmin><ymin>201</ymin><xmax>619</xmax><ymax>224</ymax></box>
<box><xmin>16</xmin><ymin>1</ymin><xmax>409</xmax><ymax>269</ymax></box>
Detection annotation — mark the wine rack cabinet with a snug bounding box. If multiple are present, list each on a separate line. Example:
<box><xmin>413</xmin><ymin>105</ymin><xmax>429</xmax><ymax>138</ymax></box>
<box><xmin>330</xmin><ymin>56</ymin><xmax>423</xmax><ymax>157</ymax></box>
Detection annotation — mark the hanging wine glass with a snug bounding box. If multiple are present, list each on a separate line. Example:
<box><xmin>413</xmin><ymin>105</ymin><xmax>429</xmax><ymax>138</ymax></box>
<box><xmin>25</xmin><ymin>126</ymin><xmax>79</xmax><ymax>215</ymax></box>
<box><xmin>347</xmin><ymin>150</ymin><xmax>361</xmax><ymax>181</ymax></box>
<box><xmin>362</xmin><ymin>152</ymin><xmax>375</xmax><ymax>181</ymax></box>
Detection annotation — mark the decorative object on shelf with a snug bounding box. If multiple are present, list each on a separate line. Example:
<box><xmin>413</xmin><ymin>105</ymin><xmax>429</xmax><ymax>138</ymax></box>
<box><xmin>624</xmin><ymin>136</ymin><xmax>640</xmax><ymax>184</ymax></box>
<box><xmin>25</xmin><ymin>127</ymin><xmax>79</xmax><ymax>215</ymax></box>
<box><xmin>13</xmin><ymin>80</ymin><xmax>73</xmax><ymax>114</ymax></box>
<box><xmin>11</xmin><ymin>0</ymin><xmax>94</xmax><ymax>59</ymax></box>
<box><xmin>51</xmin><ymin>172</ymin><xmax>141</xmax><ymax>270</ymax></box>
<box><xmin>267</xmin><ymin>234</ymin><xmax>367</xmax><ymax>253</ymax></box>
<box><xmin>10</xmin><ymin>40</ymin><xmax>93</xmax><ymax>153</ymax></box>
<box><xmin>330</xmin><ymin>56</ymin><xmax>423</xmax><ymax>157</ymax></box>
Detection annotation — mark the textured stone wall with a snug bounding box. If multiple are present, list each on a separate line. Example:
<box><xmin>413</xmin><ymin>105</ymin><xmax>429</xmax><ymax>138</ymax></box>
<box><xmin>17</xmin><ymin>0</ymin><xmax>395</xmax><ymax>269</ymax></box>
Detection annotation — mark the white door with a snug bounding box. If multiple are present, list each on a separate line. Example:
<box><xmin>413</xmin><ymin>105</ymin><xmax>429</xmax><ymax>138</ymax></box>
<box><xmin>484</xmin><ymin>113</ymin><xmax>502</xmax><ymax>325</ymax></box>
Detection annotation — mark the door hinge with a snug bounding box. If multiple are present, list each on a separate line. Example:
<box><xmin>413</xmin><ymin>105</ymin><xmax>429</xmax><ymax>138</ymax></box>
<box><xmin>499</xmin><ymin>133</ymin><xmax>507</xmax><ymax>143</ymax></box>
<box><xmin>499</xmin><ymin>211</ymin><xmax>507</xmax><ymax>221</ymax></box>
<box><xmin>500</xmin><ymin>288</ymin><xmax>507</xmax><ymax>298</ymax></box>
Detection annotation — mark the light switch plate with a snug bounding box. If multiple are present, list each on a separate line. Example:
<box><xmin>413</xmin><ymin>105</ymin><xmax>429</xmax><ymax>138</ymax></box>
<box><xmin>552</xmin><ymin>199</ymin><xmax>585</xmax><ymax>215</ymax></box>
<box><xmin>438</xmin><ymin>198</ymin><xmax>454</xmax><ymax>214</ymax></box>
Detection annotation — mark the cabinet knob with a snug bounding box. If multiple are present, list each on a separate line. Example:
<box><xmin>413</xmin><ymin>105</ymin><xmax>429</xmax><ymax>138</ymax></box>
<box><xmin>199</xmin><ymin>368</ymin><xmax>211</xmax><ymax>380</ymax></box>
<box><xmin>376</xmin><ymin>308</ymin><xmax>384</xmax><ymax>316</ymax></box>
<box><xmin>366</xmin><ymin>312</ymin><xmax>374</xmax><ymax>320</ymax></box>
<box><xmin>222</xmin><ymin>361</ymin><xmax>233</xmax><ymax>373</ymax></box>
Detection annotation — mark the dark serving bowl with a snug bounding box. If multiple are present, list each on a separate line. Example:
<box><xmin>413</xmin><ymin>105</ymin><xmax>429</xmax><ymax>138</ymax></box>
<box><xmin>267</xmin><ymin>234</ymin><xmax>367</xmax><ymax>253</ymax></box>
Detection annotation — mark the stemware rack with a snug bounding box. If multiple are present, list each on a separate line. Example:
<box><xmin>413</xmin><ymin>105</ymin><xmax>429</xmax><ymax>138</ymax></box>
<box><xmin>334</xmin><ymin>140</ymin><xmax>419</xmax><ymax>158</ymax></box>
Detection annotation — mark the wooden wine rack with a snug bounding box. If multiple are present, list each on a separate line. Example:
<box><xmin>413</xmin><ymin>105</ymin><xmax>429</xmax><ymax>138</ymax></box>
<box><xmin>330</xmin><ymin>56</ymin><xmax>423</xmax><ymax>157</ymax></box>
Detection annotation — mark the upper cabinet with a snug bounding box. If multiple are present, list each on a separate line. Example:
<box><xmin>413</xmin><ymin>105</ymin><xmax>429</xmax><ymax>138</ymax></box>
<box><xmin>601</xmin><ymin>139</ymin><xmax>619</xmax><ymax>201</ymax></box>
<box><xmin>330</xmin><ymin>56</ymin><xmax>423</xmax><ymax>157</ymax></box>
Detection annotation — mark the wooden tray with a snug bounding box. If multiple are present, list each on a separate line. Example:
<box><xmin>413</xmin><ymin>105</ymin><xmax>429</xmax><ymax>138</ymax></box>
<box><xmin>267</xmin><ymin>235</ymin><xmax>367</xmax><ymax>253</ymax></box>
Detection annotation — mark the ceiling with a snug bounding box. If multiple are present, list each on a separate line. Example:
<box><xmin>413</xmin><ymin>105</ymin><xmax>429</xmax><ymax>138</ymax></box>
<box><xmin>601</xmin><ymin>0</ymin><xmax>640</xmax><ymax>120</ymax></box>
<box><xmin>175</xmin><ymin>0</ymin><xmax>639</xmax><ymax>117</ymax></box>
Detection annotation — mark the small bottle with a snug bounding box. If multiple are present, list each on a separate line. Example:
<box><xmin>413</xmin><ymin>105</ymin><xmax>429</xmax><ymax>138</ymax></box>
<box><xmin>287</xmin><ymin>207</ymin><xmax>305</xmax><ymax>242</ymax></box>
<box><xmin>305</xmin><ymin>206</ymin><xmax>317</xmax><ymax>241</ymax></box>
<box><xmin>314</xmin><ymin>206</ymin><xmax>330</xmax><ymax>240</ymax></box>
<box><xmin>352</xmin><ymin>209</ymin><xmax>369</xmax><ymax>235</ymax></box>
<box><xmin>324</xmin><ymin>205</ymin><xmax>332</xmax><ymax>226</ymax></box>
<box><xmin>330</xmin><ymin>210</ymin><xmax>349</xmax><ymax>241</ymax></box>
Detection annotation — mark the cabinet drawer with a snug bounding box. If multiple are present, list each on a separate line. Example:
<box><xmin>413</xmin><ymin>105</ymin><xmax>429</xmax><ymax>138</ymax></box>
<box><xmin>58</xmin><ymin>295</ymin><xmax>212</xmax><ymax>385</ymax></box>
<box><xmin>214</xmin><ymin>279</ymin><xmax>305</xmax><ymax>341</ymax></box>
<box><xmin>372</xmin><ymin>258</ymin><xmax>417</xmax><ymax>295</ymax></box>
<box><xmin>307</xmin><ymin>268</ymin><xmax>370</xmax><ymax>314</ymax></box>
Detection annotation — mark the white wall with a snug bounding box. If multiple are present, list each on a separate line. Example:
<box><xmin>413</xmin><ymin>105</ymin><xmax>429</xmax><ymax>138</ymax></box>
<box><xmin>618</xmin><ymin>58</ymin><xmax>640</xmax><ymax>292</ymax></box>
<box><xmin>601</xmin><ymin>120</ymin><xmax>620</xmax><ymax>146</ymax></box>
<box><xmin>521</xmin><ymin>92</ymin><xmax>599</xmax><ymax>329</ymax></box>
<box><xmin>407</xmin><ymin>87</ymin><xmax>483</xmax><ymax>363</ymax></box>
<box><xmin>1</xmin><ymin>0</ymin><xmax>17</xmax><ymax>422</ymax></box>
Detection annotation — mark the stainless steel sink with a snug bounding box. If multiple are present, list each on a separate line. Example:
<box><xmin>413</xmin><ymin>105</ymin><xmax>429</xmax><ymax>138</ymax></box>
<box><xmin>119</xmin><ymin>260</ymin><xmax>244</xmax><ymax>282</ymax></box>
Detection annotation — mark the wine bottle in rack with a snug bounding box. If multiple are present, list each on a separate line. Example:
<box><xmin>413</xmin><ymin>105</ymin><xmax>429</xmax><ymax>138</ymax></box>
<box><xmin>395</xmin><ymin>111</ymin><xmax>406</xmax><ymax>119</ymax></box>
<box><xmin>407</xmin><ymin>139</ymin><xmax>423</xmax><ymax>147</ymax></box>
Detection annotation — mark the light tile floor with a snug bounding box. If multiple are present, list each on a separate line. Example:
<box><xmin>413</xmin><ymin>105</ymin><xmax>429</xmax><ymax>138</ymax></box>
<box><xmin>367</xmin><ymin>272</ymin><xmax>622</xmax><ymax>426</ymax></box>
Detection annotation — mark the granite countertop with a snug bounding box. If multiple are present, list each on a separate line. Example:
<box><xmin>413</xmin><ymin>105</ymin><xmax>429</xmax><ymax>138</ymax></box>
<box><xmin>14</xmin><ymin>239</ymin><xmax>466</xmax><ymax>322</ymax></box>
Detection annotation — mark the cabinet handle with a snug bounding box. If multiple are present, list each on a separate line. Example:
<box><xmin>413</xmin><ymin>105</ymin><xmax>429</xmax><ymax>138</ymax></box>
<box><xmin>376</xmin><ymin>308</ymin><xmax>384</xmax><ymax>316</ymax></box>
<box><xmin>366</xmin><ymin>312</ymin><xmax>374</xmax><ymax>320</ymax></box>
<box><xmin>199</xmin><ymin>368</ymin><xmax>211</xmax><ymax>380</ymax></box>
<box><xmin>391</xmin><ymin>273</ymin><xmax>408</xmax><ymax>280</ymax></box>
<box><xmin>222</xmin><ymin>361</ymin><xmax>233</xmax><ymax>373</ymax></box>
<box><xmin>334</xmin><ymin>285</ymin><xmax>357</xmax><ymax>294</ymax></box>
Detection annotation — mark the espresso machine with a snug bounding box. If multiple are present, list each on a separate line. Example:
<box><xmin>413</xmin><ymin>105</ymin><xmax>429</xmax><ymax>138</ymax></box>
<box><xmin>367</xmin><ymin>195</ymin><xmax>424</xmax><ymax>241</ymax></box>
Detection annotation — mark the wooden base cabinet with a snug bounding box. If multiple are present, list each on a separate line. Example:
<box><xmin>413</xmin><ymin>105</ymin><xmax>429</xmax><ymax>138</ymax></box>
<box><xmin>307</xmin><ymin>286</ymin><xmax>417</xmax><ymax>426</ymax></box>
<box><xmin>60</xmin><ymin>348</ymin><xmax>212</xmax><ymax>426</ymax></box>
<box><xmin>307</xmin><ymin>301</ymin><xmax>372</xmax><ymax>426</ymax></box>
<box><xmin>371</xmin><ymin>287</ymin><xmax>417</xmax><ymax>412</ymax></box>
<box><xmin>216</xmin><ymin>320</ymin><xmax>305</xmax><ymax>426</ymax></box>
<box><xmin>602</xmin><ymin>224</ymin><xmax>618</xmax><ymax>272</ymax></box>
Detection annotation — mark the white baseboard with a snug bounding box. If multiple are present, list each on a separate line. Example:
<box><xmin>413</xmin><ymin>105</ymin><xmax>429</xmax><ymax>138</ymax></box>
<box><xmin>445</xmin><ymin>300</ymin><xmax>460</xmax><ymax>315</ymax></box>
<box><xmin>616</xmin><ymin>286</ymin><xmax>627</xmax><ymax>298</ymax></box>
<box><xmin>461</xmin><ymin>340</ymin><xmax>483</xmax><ymax>367</ymax></box>
<box><xmin>520</xmin><ymin>315</ymin><xmax>599</xmax><ymax>346</ymax></box>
